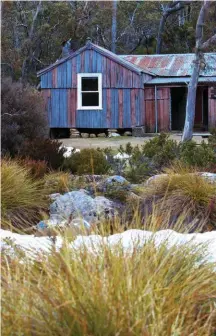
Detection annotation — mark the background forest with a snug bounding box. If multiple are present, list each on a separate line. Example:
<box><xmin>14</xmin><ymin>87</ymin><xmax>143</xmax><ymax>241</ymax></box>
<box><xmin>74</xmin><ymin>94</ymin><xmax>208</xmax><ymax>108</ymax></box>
<box><xmin>2</xmin><ymin>1</ymin><xmax>216</xmax><ymax>84</ymax></box>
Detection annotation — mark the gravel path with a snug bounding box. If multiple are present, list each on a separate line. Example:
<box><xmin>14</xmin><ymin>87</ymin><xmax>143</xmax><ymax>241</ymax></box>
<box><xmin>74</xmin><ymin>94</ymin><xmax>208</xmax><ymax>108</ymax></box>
<box><xmin>60</xmin><ymin>135</ymin><xmax>207</xmax><ymax>149</ymax></box>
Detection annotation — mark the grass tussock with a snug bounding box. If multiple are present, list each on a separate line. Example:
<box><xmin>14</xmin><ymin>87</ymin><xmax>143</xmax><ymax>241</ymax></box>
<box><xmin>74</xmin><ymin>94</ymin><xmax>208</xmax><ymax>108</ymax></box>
<box><xmin>142</xmin><ymin>167</ymin><xmax>216</xmax><ymax>230</ymax></box>
<box><xmin>2</xmin><ymin>241</ymin><xmax>216</xmax><ymax>336</ymax></box>
<box><xmin>1</xmin><ymin>159</ymin><xmax>49</xmax><ymax>230</ymax></box>
<box><xmin>43</xmin><ymin>171</ymin><xmax>73</xmax><ymax>194</ymax></box>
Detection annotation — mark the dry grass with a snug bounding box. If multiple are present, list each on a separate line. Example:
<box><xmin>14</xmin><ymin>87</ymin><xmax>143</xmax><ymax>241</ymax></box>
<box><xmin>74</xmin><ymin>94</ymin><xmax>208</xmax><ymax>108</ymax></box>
<box><xmin>2</xmin><ymin>237</ymin><xmax>216</xmax><ymax>336</ymax></box>
<box><xmin>141</xmin><ymin>166</ymin><xmax>216</xmax><ymax>231</ymax></box>
<box><xmin>1</xmin><ymin>159</ymin><xmax>49</xmax><ymax>230</ymax></box>
<box><xmin>43</xmin><ymin>171</ymin><xmax>73</xmax><ymax>194</ymax></box>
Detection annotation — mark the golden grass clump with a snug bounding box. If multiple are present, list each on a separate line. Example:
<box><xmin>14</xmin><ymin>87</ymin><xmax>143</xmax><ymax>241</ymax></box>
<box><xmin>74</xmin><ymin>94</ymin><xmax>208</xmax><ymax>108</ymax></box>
<box><xmin>1</xmin><ymin>159</ymin><xmax>49</xmax><ymax>230</ymax></box>
<box><xmin>142</xmin><ymin>167</ymin><xmax>216</xmax><ymax>230</ymax></box>
<box><xmin>43</xmin><ymin>171</ymin><xmax>73</xmax><ymax>194</ymax></box>
<box><xmin>2</xmin><ymin>240</ymin><xmax>216</xmax><ymax>336</ymax></box>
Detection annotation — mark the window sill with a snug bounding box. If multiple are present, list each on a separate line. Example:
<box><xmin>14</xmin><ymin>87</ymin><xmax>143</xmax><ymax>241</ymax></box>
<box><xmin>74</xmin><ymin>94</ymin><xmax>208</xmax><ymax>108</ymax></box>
<box><xmin>77</xmin><ymin>107</ymin><xmax>103</xmax><ymax>110</ymax></box>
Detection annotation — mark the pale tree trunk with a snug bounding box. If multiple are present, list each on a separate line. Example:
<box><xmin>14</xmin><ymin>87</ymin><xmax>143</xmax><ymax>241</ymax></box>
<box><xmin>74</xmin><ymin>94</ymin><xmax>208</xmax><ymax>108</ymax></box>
<box><xmin>156</xmin><ymin>12</ymin><xmax>168</xmax><ymax>54</ymax></box>
<box><xmin>111</xmin><ymin>0</ymin><xmax>117</xmax><ymax>53</ymax></box>
<box><xmin>156</xmin><ymin>1</ymin><xmax>191</xmax><ymax>54</ymax></box>
<box><xmin>182</xmin><ymin>1</ymin><xmax>214</xmax><ymax>142</ymax></box>
<box><xmin>20</xmin><ymin>0</ymin><xmax>42</xmax><ymax>81</ymax></box>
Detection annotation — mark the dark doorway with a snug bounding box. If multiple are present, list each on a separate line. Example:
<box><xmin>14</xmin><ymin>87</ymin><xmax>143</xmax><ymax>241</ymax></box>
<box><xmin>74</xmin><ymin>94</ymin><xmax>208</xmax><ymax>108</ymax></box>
<box><xmin>203</xmin><ymin>88</ymin><xmax>208</xmax><ymax>131</ymax></box>
<box><xmin>171</xmin><ymin>87</ymin><xmax>187</xmax><ymax>131</ymax></box>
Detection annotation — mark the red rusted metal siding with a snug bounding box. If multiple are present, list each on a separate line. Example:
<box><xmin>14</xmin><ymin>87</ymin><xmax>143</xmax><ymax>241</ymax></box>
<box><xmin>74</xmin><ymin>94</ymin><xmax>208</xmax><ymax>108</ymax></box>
<box><xmin>144</xmin><ymin>87</ymin><xmax>170</xmax><ymax>132</ymax></box>
<box><xmin>209</xmin><ymin>86</ymin><xmax>216</xmax><ymax>128</ymax></box>
<box><xmin>144</xmin><ymin>88</ymin><xmax>155</xmax><ymax>132</ymax></box>
<box><xmin>157</xmin><ymin>88</ymin><xmax>170</xmax><ymax>132</ymax></box>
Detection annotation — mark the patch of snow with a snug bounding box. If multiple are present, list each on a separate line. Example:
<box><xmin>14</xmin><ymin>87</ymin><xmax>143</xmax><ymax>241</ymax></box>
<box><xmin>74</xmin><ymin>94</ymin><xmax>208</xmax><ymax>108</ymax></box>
<box><xmin>60</xmin><ymin>146</ymin><xmax>80</xmax><ymax>158</ymax></box>
<box><xmin>108</xmin><ymin>133</ymin><xmax>120</xmax><ymax>137</ymax></box>
<box><xmin>113</xmin><ymin>153</ymin><xmax>130</xmax><ymax>160</ymax></box>
<box><xmin>1</xmin><ymin>229</ymin><xmax>216</xmax><ymax>264</ymax></box>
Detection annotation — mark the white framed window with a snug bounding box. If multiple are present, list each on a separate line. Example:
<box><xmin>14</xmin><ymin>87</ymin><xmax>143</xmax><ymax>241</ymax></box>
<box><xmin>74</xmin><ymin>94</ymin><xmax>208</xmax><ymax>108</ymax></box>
<box><xmin>77</xmin><ymin>73</ymin><xmax>102</xmax><ymax>110</ymax></box>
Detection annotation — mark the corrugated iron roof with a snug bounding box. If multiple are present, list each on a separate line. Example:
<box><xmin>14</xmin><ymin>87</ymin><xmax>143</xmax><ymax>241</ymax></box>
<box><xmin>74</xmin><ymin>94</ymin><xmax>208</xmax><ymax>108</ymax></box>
<box><xmin>120</xmin><ymin>53</ymin><xmax>216</xmax><ymax>77</ymax></box>
<box><xmin>146</xmin><ymin>76</ymin><xmax>216</xmax><ymax>84</ymax></box>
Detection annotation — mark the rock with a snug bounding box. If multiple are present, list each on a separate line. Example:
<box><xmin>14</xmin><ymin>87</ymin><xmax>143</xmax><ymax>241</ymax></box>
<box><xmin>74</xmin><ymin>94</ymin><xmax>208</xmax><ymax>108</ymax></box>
<box><xmin>145</xmin><ymin>174</ymin><xmax>168</xmax><ymax>186</ymax></box>
<box><xmin>70</xmin><ymin>129</ymin><xmax>80</xmax><ymax>138</ymax></box>
<box><xmin>90</xmin><ymin>134</ymin><xmax>96</xmax><ymax>138</ymax></box>
<box><xmin>124</xmin><ymin>131</ymin><xmax>132</xmax><ymax>136</ymax></box>
<box><xmin>49</xmin><ymin>190</ymin><xmax>119</xmax><ymax>225</ymax></box>
<box><xmin>50</xmin><ymin>190</ymin><xmax>95</xmax><ymax>221</ymax></box>
<box><xmin>97</xmin><ymin>133</ymin><xmax>106</xmax><ymax>137</ymax></box>
<box><xmin>49</xmin><ymin>193</ymin><xmax>61</xmax><ymax>201</ymax></box>
<box><xmin>70</xmin><ymin>134</ymin><xmax>80</xmax><ymax>138</ymax></box>
<box><xmin>132</xmin><ymin>126</ymin><xmax>145</xmax><ymax>137</ymax></box>
<box><xmin>81</xmin><ymin>133</ymin><xmax>89</xmax><ymax>138</ymax></box>
<box><xmin>108</xmin><ymin>129</ymin><xmax>118</xmax><ymax>132</ymax></box>
<box><xmin>60</xmin><ymin>146</ymin><xmax>75</xmax><ymax>158</ymax></box>
<box><xmin>105</xmin><ymin>175</ymin><xmax>129</xmax><ymax>185</ymax></box>
<box><xmin>198</xmin><ymin>172</ymin><xmax>216</xmax><ymax>183</ymax></box>
<box><xmin>108</xmin><ymin>132</ymin><xmax>120</xmax><ymax>137</ymax></box>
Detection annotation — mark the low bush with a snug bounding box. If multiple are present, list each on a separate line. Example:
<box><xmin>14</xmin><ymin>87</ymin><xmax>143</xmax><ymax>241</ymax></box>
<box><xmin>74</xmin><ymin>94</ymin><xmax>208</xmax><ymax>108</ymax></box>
<box><xmin>142</xmin><ymin>132</ymin><xmax>179</xmax><ymax>167</ymax></box>
<box><xmin>63</xmin><ymin>148</ymin><xmax>111</xmax><ymax>175</ymax></box>
<box><xmin>2</xmin><ymin>239</ymin><xmax>216</xmax><ymax>335</ymax></box>
<box><xmin>180</xmin><ymin>140</ymin><xmax>216</xmax><ymax>168</ymax></box>
<box><xmin>21</xmin><ymin>138</ymin><xmax>66</xmax><ymax>170</ymax></box>
<box><xmin>1</xmin><ymin>159</ymin><xmax>49</xmax><ymax>230</ymax></box>
<box><xmin>1</xmin><ymin>78</ymin><xmax>49</xmax><ymax>156</ymax></box>
<box><xmin>209</xmin><ymin>128</ymin><xmax>216</xmax><ymax>151</ymax></box>
<box><xmin>110</xmin><ymin>134</ymin><xmax>216</xmax><ymax>183</ymax></box>
<box><xmin>18</xmin><ymin>158</ymin><xmax>48</xmax><ymax>179</ymax></box>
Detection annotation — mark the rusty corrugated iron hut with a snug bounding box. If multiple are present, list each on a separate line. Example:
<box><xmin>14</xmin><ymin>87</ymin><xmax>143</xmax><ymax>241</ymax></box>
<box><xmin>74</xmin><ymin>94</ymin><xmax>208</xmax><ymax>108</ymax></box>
<box><xmin>37</xmin><ymin>41</ymin><xmax>216</xmax><ymax>134</ymax></box>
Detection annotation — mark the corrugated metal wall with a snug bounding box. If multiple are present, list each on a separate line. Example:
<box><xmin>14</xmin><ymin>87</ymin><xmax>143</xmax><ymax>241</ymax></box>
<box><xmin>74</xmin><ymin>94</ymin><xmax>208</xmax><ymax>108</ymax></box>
<box><xmin>144</xmin><ymin>87</ymin><xmax>170</xmax><ymax>132</ymax></box>
<box><xmin>42</xmin><ymin>88</ymin><xmax>144</xmax><ymax>128</ymax></box>
<box><xmin>41</xmin><ymin>49</ymin><xmax>146</xmax><ymax>129</ymax></box>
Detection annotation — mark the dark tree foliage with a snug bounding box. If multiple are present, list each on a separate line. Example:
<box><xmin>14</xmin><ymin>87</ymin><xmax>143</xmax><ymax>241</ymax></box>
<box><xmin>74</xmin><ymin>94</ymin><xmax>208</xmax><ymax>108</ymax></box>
<box><xmin>1</xmin><ymin>78</ymin><xmax>49</xmax><ymax>156</ymax></box>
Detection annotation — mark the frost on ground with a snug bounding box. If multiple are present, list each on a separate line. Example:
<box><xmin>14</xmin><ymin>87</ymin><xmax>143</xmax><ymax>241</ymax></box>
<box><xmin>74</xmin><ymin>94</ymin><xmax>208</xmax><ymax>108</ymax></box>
<box><xmin>1</xmin><ymin>229</ymin><xmax>216</xmax><ymax>264</ymax></box>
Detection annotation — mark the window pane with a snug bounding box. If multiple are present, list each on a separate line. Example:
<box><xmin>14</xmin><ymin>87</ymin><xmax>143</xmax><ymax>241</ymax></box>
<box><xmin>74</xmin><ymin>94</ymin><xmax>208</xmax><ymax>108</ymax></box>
<box><xmin>82</xmin><ymin>92</ymin><xmax>99</xmax><ymax>107</ymax></box>
<box><xmin>82</xmin><ymin>77</ymin><xmax>98</xmax><ymax>91</ymax></box>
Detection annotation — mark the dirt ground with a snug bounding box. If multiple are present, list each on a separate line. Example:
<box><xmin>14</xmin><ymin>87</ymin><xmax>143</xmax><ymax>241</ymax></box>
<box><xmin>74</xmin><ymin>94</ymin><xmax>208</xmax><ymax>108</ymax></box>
<box><xmin>60</xmin><ymin>134</ymin><xmax>208</xmax><ymax>149</ymax></box>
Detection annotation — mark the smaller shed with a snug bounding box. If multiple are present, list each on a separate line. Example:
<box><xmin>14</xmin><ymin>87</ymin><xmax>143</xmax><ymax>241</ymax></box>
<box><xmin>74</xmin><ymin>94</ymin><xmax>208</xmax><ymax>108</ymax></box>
<box><xmin>122</xmin><ymin>53</ymin><xmax>216</xmax><ymax>132</ymax></box>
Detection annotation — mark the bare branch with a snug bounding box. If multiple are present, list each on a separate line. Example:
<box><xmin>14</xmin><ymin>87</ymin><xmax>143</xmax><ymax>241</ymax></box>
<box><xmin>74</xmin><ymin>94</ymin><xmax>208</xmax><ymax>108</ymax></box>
<box><xmin>29</xmin><ymin>0</ymin><xmax>42</xmax><ymax>39</ymax></box>
<box><xmin>201</xmin><ymin>33</ymin><xmax>216</xmax><ymax>50</ymax></box>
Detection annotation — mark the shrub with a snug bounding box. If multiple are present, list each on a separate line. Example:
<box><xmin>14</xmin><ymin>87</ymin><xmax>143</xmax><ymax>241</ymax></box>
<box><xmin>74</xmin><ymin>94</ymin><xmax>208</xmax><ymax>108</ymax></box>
<box><xmin>209</xmin><ymin>128</ymin><xmax>216</xmax><ymax>151</ymax></box>
<box><xmin>180</xmin><ymin>140</ymin><xmax>216</xmax><ymax>168</ymax></box>
<box><xmin>1</xmin><ymin>159</ymin><xmax>49</xmax><ymax>230</ymax></box>
<box><xmin>63</xmin><ymin>148</ymin><xmax>111</xmax><ymax>174</ymax></box>
<box><xmin>18</xmin><ymin>158</ymin><xmax>48</xmax><ymax>179</ymax></box>
<box><xmin>1</xmin><ymin>78</ymin><xmax>49</xmax><ymax>156</ymax></box>
<box><xmin>142</xmin><ymin>133</ymin><xmax>179</xmax><ymax>167</ymax></box>
<box><xmin>21</xmin><ymin>138</ymin><xmax>66</xmax><ymax>170</ymax></box>
<box><xmin>2</xmin><ymin>239</ymin><xmax>216</xmax><ymax>335</ymax></box>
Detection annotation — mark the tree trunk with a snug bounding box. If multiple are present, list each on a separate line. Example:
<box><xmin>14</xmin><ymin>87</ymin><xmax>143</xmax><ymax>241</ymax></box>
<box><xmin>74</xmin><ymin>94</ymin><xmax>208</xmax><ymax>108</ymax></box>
<box><xmin>156</xmin><ymin>13</ymin><xmax>168</xmax><ymax>54</ymax></box>
<box><xmin>182</xmin><ymin>1</ymin><xmax>212</xmax><ymax>142</ymax></box>
<box><xmin>111</xmin><ymin>0</ymin><xmax>117</xmax><ymax>53</ymax></box>
<box><xmin>181</xmin><ymin>52</ymin><xmax>201</xmax><ymax>141</ymax></box>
